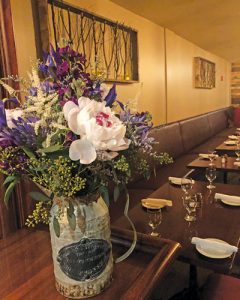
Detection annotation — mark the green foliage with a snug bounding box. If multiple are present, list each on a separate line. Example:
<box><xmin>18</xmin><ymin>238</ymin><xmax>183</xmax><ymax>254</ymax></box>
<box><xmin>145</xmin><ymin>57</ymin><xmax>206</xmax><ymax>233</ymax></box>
<box><xmin>99</xmin><ymin>186</ymin><xmax>109</xmax><ymax>206</ymax></box>
<box><xmin>53</xmin><ymin>216</ymin><xmax>60</xmax><ymax>238</ymax></box>
<box><xmin>4</xmin><ymin>178</ymin><xmax>19</xmax><ymax>205</ymax></box>
<box><xmin>27</xmin><ymin>156</ymin><xmax>86</xmax><ymax>197</ymax></box>
<box><xmin>29</xmin><ymin>191</ymin><xmax>51</xmax><ymax>202</ymax></box>
<box><xmin>25</xmin><ymin>201</ymin><xmax>51</xmax><ymax>227</ymax></box>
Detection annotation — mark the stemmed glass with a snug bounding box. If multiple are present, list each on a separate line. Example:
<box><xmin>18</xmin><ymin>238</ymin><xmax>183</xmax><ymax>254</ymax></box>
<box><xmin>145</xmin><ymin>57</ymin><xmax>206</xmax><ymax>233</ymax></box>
<box><xmin>183</xmin><ymin>194</ymin><xmax>198</xmax><ymax>221</ymax></box>
<box><xmin>235</xmin><ymin>142</ymin><xmax>240</xmax><ymax>161</ymax></box>
<box><xmin>205</xmin><ymin>167</ymin><xmax>217</xmax><ymax>189</ymax></box>
<box><xmin>208</xmin><ymin>150</ymin><xmax>217</xmax><ymax>166</ymax></box>
<box><xmin>147</xmin><ymin>208</ymin><xmax>162</xmax><ymax>237</ymax></box>
<box><xmin>181</xmin><ymin>177</ymin><xmax>194</xmax><ymax>198</ymax></box>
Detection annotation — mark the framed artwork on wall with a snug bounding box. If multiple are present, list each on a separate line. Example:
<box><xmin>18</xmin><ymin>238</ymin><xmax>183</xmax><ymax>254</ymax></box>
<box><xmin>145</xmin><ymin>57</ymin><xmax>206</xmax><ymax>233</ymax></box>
<box><xmin>32</xmin><ymin>0</ymin><xmax>139</xmax><ymax>83</ymax></box>
<box><xmin>194</xmin><ymin>57</ymin><xmax>215</xmax><ymax>89</ymax></box>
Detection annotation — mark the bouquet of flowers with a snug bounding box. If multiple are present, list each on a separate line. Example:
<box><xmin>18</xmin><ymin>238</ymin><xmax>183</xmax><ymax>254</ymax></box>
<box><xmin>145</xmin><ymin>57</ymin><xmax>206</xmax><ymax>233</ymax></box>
<box><xmin>0</xmin><ymin>45</ymin><xmax>172</xmax><ymax>235</ymax></box>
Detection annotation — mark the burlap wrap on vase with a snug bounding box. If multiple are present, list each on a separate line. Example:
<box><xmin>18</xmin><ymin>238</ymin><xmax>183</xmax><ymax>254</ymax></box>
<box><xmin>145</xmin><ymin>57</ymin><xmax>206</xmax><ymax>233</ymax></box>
<box><xmin>49</xmin><ymin>195</ymin><xmax>113</xmax><ymax>299</ymax></box>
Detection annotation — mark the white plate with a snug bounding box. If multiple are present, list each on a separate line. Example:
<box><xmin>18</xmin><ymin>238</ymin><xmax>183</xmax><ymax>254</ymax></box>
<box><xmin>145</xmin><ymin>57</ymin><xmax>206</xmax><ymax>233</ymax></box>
<box><xmin>220</xmin><ymin>198</ymin><xmax>240</xmax><ymax>206</ymax></box>
<box><xmin>224</xmin><ymin>140</ymin><xmax>237</xmax><ymax>145</ymax></box>
<box><xmin>196</xmin><ymin>238</ymin><xmax>233</xmax><ymax>259</ymax></box>
<box><xmin>228</xmin><ymin>135</ymin><xmax>238</xmax><ymax>140</ymax></box>
<box><xmin>199</xmin><ymin>154</ymin><xmax>210</xmax><ymax>159</ymax></box>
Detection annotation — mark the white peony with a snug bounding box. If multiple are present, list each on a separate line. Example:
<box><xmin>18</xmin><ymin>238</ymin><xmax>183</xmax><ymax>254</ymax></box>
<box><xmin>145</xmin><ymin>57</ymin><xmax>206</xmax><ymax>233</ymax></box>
<box><xmin>5</xmin><ymin>108</ymin><xmax>23</xmax><ymax>128</ymax></box>
<box><xmin>63</xmin><ymin>97</ymin><xmax>130</xmax><ymax>164</ymax></box>
<box><xmin>100</xmin><ymin>83</ymin><xmax>109</xmax><ymax>100</ymax></box>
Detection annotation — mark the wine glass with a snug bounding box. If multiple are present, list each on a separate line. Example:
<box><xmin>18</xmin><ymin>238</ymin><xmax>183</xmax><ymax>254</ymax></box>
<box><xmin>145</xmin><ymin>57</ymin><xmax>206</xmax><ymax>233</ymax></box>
<box><xmin>235</xmin><ymin>142</ymin><xmax>240</xmax><ymax>161</ymax></box>
<box><xmin>205</xmin><ymin>167</ymin><xmax>217</xmax><ymax>189</ymax></box>
<box><xmin>208</xmin><ymin>150</ymin><xmax>217</xmax><ymax>166</ymax></box>
<box><xmin>181</xmin><ymin>177</ymin><xmax>194</xmax><ymax>197</ymax></box>
<box><xmin>183</xmin><ymin>194</ymin><xmax>198</xmax><ymax>221</ymax></box>
<box><xmin>147</xmin><ymin>208</ymin><xmax>162</xmax><ymax>237</ymax></box>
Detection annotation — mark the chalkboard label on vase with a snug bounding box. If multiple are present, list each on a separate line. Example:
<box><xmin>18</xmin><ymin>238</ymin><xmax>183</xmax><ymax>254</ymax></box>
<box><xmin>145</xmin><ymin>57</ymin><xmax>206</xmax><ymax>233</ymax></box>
<box><xmin>57</xmin><ymin>238</ymin><xmax>111</xmax><ymax>281</ymax></box>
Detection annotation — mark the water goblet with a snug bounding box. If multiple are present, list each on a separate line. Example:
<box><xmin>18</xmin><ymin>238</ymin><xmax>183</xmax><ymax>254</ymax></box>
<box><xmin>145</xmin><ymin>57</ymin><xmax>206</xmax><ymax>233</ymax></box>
<box><xmin>235</xmin><ymin>142</ymin><xmax>240</xmax><ymax>161</ymax></box>
<box><xmin>147</xmin><ymin>208</ymin><xmax>162</xmax><ymax>237</ymax></box>
<box><xmin>208</xmin><ymin>150</ymin><xmax>217</xmax><ymax>166</ymax></box>
<box><xmin>182</xmin><ymin>194</ymin><xmax>198</xmax><ymax>222</ymax></box>
<box><xmin>205</xmin><ymin>167</ymin><xmax>217</xmax><ymax>189</ymax></box>
<box><xmin>181</xmin><ymin>177</ymin><xmax>194</xmax><ymax>197</ymax></box>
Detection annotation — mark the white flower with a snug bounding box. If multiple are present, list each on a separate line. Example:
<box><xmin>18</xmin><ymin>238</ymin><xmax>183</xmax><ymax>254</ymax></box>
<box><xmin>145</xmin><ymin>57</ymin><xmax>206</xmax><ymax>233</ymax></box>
<box><xmin>5</xmin><ymin>108</ymin><xmax>23</xmax><ymax>128</ymax></box>
<box><xmin>100</xmin><ymin>83</ymin><xmax>109</xmax><ymax>100</ymax></box>
<box><xmin>64</xmin><ymin>97</ymin><xmax>130</xmax><ymax>164</ymax></box>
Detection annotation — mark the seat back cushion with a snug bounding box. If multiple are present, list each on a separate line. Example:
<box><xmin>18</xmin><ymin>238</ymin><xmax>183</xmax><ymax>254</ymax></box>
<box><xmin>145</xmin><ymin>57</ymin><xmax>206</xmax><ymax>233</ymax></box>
<box><xmin>207</xmin><ymin>109</ymin><xmax>228</xmax><ymax>135</ymax></box>
<box><xmin>149</xmin><ymin>123</ymin><xmax>184</xmax><ymax>159</ymax></box>
<box><xmin>179</xmin><ymin>115</ymin><xmax>211</xmax><ymax>152</ymax></box>
<box><xmin>201</xmin><ymin>274</ymin><xmax>240</xmax><ymax>300</ymax></box>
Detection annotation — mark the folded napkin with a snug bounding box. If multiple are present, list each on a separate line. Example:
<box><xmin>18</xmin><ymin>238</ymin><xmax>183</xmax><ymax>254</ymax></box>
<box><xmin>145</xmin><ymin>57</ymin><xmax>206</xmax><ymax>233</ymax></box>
<box><xmin>224</xmin><ymin>140</ymin><xmax>237</xmax><ymax>145</ymax></box>
<box><xmin>199</xmin><ymin>153</ymin><xmax>219</xmax><ymax>159</ymax></box>
<box><xmin>191</xmin><ymin>237</ymin><xmax>238</xmax><ymax>253</ymax></box>
<box><xmin>168</xmin><ymin>177</ymin><xmax>195</xmax><ymax>185</ymax></box>
<box><xmin>234</xmin><ymin>162</ymin><xmax>240</xmax><ymax>167</ymax></box>
<box><xmin>141</xmin><ymin>198</ymin><xmax>172</xmax><ymax>208</ymax></box>
<box><xmin>228</xmin><ymin>135</ymin><xmax>238</xmax><ymax>140</ymax></box>
<box><xmin>215</xmin><ymin>193</ymin><xmax>240</xmax><ymax>204</ymax></box>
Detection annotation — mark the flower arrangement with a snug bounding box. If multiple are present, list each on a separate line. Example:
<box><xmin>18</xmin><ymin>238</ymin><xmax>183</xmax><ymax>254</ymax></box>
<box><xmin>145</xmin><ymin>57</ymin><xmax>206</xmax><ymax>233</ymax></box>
<box><xmin>0</xmin><ymin>45</ymin><xmax>172</xmax><ymax>236</ymax></box>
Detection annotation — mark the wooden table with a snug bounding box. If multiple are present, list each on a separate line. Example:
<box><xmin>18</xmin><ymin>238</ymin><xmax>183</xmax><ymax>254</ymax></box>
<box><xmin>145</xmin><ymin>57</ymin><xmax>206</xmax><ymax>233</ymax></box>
<box><xmin>215</xmin><ymin>142</ymin><xmax>238</xmax><ymax>156</ymax></box>
<box><xmin>114</xmin><ymin>181</ymin><xmax>240</xmax><ymax>298</ymax></box>
<box><xmin>114</xmin><ymin>181</ymin><xmax>240</xmax><ymax>274</ymax></box>
<box><xmin>0</xmin><ymin>227</ymin><xmax>180</xmax><ymax>300</ymax></box>
<box><xmin>187</xmin><ymin>156</ymin><xmax>240</xmax><ymax>183</ymax></box>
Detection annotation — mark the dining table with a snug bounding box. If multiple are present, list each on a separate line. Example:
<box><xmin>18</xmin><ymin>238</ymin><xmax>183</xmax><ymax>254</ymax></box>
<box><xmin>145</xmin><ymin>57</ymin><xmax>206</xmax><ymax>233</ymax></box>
<box><xmin>113</xmin><ymin>181</ymin><xmax>240</xmax><ymax>298</ymax></box>
<box><xmin>215</xmin><ymin>141</ymin><xmax>238</xmax><ymax>156</ymax></box>
<box><xmin>0</xmin><ymin>226</ymin><xmax>180</xmax><ymax>300</ymax></box>
<box><xmin>186</xmin><ymin>156</ymin><xmax>240</xmax><ymax>183</ymax></box>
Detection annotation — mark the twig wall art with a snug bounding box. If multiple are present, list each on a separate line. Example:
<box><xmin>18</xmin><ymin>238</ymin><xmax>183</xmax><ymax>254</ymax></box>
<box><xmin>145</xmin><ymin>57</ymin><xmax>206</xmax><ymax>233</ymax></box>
<box><xmin>194</xmin><ymin>57</ymin><xmax>215</xmax><ymax>89</ymax></box>
<box><xmin>47</xmin><ymin>0</ymin><xmax>139</xmax><ymax>83</ymax></box>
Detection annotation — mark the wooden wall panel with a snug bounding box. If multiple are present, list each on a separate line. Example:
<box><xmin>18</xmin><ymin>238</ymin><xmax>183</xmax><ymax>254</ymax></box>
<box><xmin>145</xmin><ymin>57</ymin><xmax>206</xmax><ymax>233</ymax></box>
<box><xmin>231</xmin><ymin>63</ymin><xmax>240</xmax><ymax>104</ymax></box>
<box><xmin>0</xmin><ymin>0</ymin><xmax>19</xmax><ymax>237</ymax></box>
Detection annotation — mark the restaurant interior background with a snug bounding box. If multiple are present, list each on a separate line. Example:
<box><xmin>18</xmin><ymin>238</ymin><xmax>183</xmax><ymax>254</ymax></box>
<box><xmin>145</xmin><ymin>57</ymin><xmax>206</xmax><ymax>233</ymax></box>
<box><xmin>10</xmin><ymin>0</ymin><xmax>232</xmax><ymax>126</ymax></box>
<box><xmin>2</xmin><ymin>1</ymin><xmax>240</xmax><ymax>299</ymax></box>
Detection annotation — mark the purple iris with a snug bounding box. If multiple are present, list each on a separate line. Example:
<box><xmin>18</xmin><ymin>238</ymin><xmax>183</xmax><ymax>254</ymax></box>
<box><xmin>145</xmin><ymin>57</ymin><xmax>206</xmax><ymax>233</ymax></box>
<box><xmin>105</xmin><ymin>84</ymin><xmax>117</xmax><ymax>107</ymax></box>
<box><xmin>0</xmin><ymin>101</ymin><xmax>7</xmax><ymax>128</ymax></box>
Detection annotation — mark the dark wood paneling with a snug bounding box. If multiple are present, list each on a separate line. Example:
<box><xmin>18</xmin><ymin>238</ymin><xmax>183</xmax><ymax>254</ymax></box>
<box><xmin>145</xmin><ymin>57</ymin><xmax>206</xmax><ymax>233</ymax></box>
<box><xmin>0</xmin><ymin>0</ymin><xmax>20</xmax><ymax>237</ymax></box>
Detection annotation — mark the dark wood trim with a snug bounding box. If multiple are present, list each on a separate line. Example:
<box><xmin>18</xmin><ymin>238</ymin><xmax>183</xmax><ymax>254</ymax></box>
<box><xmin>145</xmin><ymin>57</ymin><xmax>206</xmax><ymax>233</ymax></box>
<box><xmin>0</xmin><ymin>0</ymin><xmax>20</xmax><ymax>237</ymax></box>
<box><xmin>0</xmin><ymin>0</ymin><xmax>19</xmax><ymax>77</ymax></box>
<box><xmin>31</xmin><ymin>0</ymin><xmax>49</xmax><ymax>59</ymax></box>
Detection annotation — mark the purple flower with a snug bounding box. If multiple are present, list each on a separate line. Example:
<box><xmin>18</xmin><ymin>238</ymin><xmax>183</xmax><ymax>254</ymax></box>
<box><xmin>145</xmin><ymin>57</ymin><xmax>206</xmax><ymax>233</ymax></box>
<box><xmin>29</xmin><ymin>87</ymin><xmax>37</xmax><ymax>96</ymax></box>
<box><xmin>39</xmin><ymin>63</ymin><xmax>48</xmax><ymax>73</ymax></box>
<box><xmin>105</xmin><ymin>84</ymin><xmax>117</xmax><ymax>107</ymax></box>
<box><xmin>56</xmin><ymin>61</ymin><xmax>69</xmax><ymax>77</ymax></box>
<box><xmin>0</xmin><ymin>101</ymin><xmax>7</xmax><ymax>128</ymax></box>
<box><xmin>0</xmin><ymin>117</ymin><xmax>45</xmax><ymax>149</ymax></box>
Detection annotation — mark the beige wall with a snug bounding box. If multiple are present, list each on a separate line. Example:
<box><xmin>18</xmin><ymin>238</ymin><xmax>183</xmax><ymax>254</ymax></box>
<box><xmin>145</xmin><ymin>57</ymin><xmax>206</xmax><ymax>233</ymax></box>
<box><xmin>166</xmin><ymin>29</ymin><xmax>231</xmax><ymax>123</ymax></box>
<box><xmin>10</xmin><ymin>0</ymin><xmax>37</xmax><ymax>81</ymax></box>
<box><xmin>9</xmin><ymin>0</ymin><xmax>231</xmax><ymax>125</ymax></box>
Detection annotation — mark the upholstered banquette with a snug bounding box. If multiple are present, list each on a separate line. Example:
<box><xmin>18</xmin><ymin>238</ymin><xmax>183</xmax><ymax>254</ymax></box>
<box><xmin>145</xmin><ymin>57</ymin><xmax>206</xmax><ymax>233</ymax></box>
<box><xmin>109</xmin><ymin>107</ymin><xmax>235</xmax><ymax>221</ymax></box>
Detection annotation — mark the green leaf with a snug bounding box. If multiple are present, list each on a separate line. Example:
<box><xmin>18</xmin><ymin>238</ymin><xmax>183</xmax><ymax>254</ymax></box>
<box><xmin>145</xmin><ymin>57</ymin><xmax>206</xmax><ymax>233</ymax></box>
<box><xmin>38</xmin><ymin>144</ymin><xmax>63</xmax><ymax>153</ymax></box>
<box><xmin>68</xmin><ymin>201</ymin><xmax>74</xmax><ymax>215</ymax></box>
<box><xmin>3</xmin><ymin>175</ymin><xmax>16</xmax><ymax>186</ymax></box>
<box><xmin>21</xmin><ymin>146</ymin><xmax>36</xmax><ymax>159</ymax></box>
<box><xmin>4</xmin><ymin>180</ymin><xmax>18</xmax><ymax>205</ymax></box>
<box><xmin>29</xmin><ymin>191</ymin><xmax>51</xmax><ymax>202</ymax></box>
<box><xmin>114</xmin><ymin>185</ymin><xmax>120</xmax><ymax>202</ymax></box>
<box><xmin>67</xmin><ymin>209</ymin><xmax>76</xmax><ymax>231</ymax></box>
<box><xmin>53</xmin><ymin>216</ymin><xmax>60</xmax><ymax>237</ymax></box>
<box><xmin>99</xmin><ymin>186</ymin><xmax>109</xmax><ymax>207</ymax></box>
